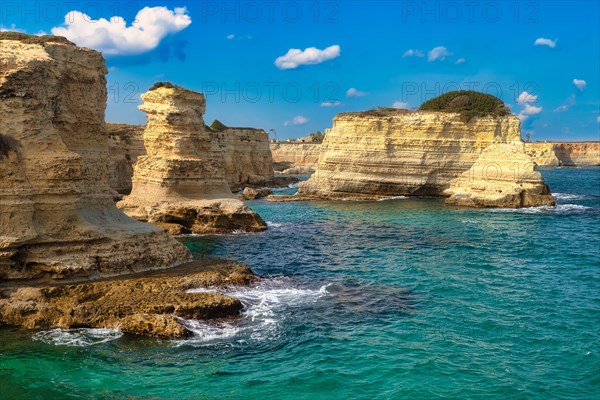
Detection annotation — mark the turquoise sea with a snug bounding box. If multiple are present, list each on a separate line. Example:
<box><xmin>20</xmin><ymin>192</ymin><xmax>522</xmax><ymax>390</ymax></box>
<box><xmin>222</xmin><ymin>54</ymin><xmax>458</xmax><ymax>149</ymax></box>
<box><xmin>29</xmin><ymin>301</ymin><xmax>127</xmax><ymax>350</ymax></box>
<box><xmin>1</xmin><ymin>168</ymin><xmax>599</xmax><ymax>400</ymax></box>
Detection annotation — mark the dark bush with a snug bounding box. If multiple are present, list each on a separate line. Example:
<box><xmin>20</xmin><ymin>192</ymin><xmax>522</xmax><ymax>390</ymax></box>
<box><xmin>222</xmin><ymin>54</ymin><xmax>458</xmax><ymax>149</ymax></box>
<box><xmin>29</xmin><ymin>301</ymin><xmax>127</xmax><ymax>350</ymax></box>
<box><xmin>210</xmin><ymin>120</ymin><xmax>228</xmax><ymax>132</ymax></box>
<box><xmin>149</xmin><ymin>82</ymin><xmax>176</xmax><ymax>91</ymax></box>
<box><xmin>0</xmin><ymin>32</ymin><xmax>74</xmax><ymax>45</ymax></box>
<box><xmin>419</xmin><ymin>90</ymin><xmax>510</xmax><ymax>122</ymax></box>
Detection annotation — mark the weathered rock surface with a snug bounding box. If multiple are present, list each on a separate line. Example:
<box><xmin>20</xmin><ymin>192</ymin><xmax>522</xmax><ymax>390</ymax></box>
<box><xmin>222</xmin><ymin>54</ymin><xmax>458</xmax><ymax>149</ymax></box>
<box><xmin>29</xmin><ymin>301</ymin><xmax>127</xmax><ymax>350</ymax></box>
<box><xmin>0</xmin><ymin>33</ymin><xmax>191</xmax><ymax>282</ymax></box>
<box><xmin>0</xmin><ymin>261</ymin><xmax>255</xmax><ymax>338</ymax></box>
<box><xmin>117</xmin><ymin>84</ymin><xmax>266</xmax><ymax>234</ymax></box>
<box><xmin>242</xmin><ymin>187</ymin><xmax>273</xmax><ymax>200</ymax></box>
<box><xmin>296</xmin><ymin>110</ymin><xmax>554</xmax><ymax>207</ymax></box>
<box><xmin>271</xmin><ymin>142</ymin><xmax>320</xmax><ymax>174</ymax></box>
<box><xmin>221</xmin><ymin>126</ymin><xmax>274</xmax><ymax>189</ymax></box>
<box><xmin>525</xmin><ymin>142</ymin><xmax>600</xmax><ymax>167</ymax></box>
<box><xmin>445</xmin><ymin>143</ymin><xmax>556</xmax><ymax>207</ymax></box>
<box><xmin>106</xmin><ymin>123</ymin><xmax>145</xmax><ymax>194</ymax></box>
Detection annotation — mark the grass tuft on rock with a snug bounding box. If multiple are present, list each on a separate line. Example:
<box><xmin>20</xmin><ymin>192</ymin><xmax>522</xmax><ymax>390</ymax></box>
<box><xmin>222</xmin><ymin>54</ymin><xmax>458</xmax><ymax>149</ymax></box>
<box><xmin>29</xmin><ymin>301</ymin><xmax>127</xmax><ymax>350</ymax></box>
<box><xmin>419</xmin><ymin>90</ymin><xmax>510</xmax><ymax>122</ymax></box>
<box><xmin>210</xmin><ymin>119</ymin><xmax>228</xmax><ymax>132</ymax></box>
<box><xmin>0</xmin><ymin>32</ymin><xmax>75</xmax><ymax>45</ymax></box>
<box><xmin>149</xmin><ymin>82</ymin><xmax>176</xmax><ymax>91</ymax></box>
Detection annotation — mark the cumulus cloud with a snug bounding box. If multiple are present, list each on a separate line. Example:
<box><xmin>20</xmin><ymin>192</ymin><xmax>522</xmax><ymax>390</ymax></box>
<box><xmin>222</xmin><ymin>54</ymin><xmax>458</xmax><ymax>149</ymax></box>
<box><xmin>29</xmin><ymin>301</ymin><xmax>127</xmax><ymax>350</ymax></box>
<box><xmin>455</xmin><ymin>58</ymin><xmax>466</xmax><ymax>64</ymax></box>
<box><xmin>51</xmin><ymin>6</ymin><xmax>192</xmax><ymax>56</ymax></box>
<box><xmin>284</xmin><ymin>116</ymin><xmax>309</xmax><ymax>126</ymax></box>
<box><xmin>321</xmin><ymin>101</ymin><xmax>341</xmax><ymax>107</ymax></box>
<box><xmin>274</xmin><ymin>45</ymin><xmax>340</xmax><ymax>70</ymax></box>
<box><xmin>534</xmin><ymin>38</ymin><xmax>557</xmax><ymax>48</ymax></box>
<box><xmin>402</xmin><ymin>49</ymin><xmax>424</xmax><ymax>58</ymax></box>
<box><xmin>517</xmin><ymin>91</ymin><xmax>538</xmax><ymax>104</ymax></box>
<box><xmin>346</xmin><ymin>88</ymin><xmax>367</xmax><ymax>97</ymax></box>
<box><xmin>392</xmin><ymin>101</ymin><xmax>409</xmax><ymax>109</ymax></box>
<box><xmin>0</xmin><ymin>23</ymin><xmax>26</xmax><ymax>33</ymax></box>
<box><xmin>518</xmin><ymin>104</ymin><xmax>542</xmax><ymax>121</ymax></box>
<box><xmin>573</xmin><ymin>79</ymin><xmax>587</xmax><ymax>91</ymax></box>
<box><xmin>428</xmin><ymin>46</ymin><xmax>453</xmax><ymax>62</ymax></box>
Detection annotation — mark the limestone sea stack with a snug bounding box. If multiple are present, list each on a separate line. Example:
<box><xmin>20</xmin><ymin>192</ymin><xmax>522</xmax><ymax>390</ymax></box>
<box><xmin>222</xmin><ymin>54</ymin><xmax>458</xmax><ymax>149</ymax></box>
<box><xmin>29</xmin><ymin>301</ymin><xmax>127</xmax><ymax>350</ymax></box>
<box><xmin>445</xmin><ymin>143</ymin><xmax>555</xmax><ymax>207</ymax></box>
<box><xmin>117</xmin><ymin>83</ymin><xmax>267</xmax><ymax>234</ymax></box>
<box><xmin>525</xmin><ymin>141</ymin><xmax>600</xmax><ymax>167</ymax></box>
<box><xmin>0</xmin><ymin>33</ymin><xmax>191</xmax><ymax>281</ymax></box>
<box><xmin>295</xmin><ymin>92</ymin><xmax>554</xmax><ymax>207</ymax></box>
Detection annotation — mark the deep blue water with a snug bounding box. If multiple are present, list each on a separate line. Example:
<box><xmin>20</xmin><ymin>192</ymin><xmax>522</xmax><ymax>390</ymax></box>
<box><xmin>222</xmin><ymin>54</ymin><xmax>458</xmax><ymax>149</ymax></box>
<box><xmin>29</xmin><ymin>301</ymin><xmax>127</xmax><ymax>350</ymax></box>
<box><xmin>1</xmin><ymin>168</ymin><xmax>599</xmax><ymax>399</ymax></box>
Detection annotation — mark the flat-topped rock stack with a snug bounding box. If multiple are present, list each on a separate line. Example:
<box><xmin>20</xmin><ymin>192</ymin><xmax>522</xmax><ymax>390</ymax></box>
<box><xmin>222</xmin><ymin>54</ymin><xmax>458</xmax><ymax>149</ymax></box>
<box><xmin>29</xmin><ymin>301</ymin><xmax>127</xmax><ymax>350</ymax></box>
<box><xmin>117</xmin><ymin>83</ymin><xmax>266</xmax><ymax>234</ymax></box>
<box><xmin>289</xmin><ymin>95</ymin><xmax>555</xmax><ymax>208</ymax></box>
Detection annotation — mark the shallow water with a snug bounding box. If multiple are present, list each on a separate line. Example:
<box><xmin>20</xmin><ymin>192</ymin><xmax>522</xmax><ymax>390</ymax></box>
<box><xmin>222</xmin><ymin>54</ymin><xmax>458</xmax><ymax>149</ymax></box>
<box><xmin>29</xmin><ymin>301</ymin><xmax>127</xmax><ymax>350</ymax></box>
<box><xmin>1</xmin><ymin>168</ymin><xmax>599</xmax><ymax>399</ymax></box>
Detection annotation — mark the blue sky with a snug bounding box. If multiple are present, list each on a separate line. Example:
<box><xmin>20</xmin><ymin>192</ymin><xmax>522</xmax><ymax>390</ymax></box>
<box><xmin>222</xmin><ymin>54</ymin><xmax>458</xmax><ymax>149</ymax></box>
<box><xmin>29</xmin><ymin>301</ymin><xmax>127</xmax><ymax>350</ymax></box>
<box><xmin>2</xmin><ymin>1</ymin><xmax>599</xmax><ymax>140</ymax></box>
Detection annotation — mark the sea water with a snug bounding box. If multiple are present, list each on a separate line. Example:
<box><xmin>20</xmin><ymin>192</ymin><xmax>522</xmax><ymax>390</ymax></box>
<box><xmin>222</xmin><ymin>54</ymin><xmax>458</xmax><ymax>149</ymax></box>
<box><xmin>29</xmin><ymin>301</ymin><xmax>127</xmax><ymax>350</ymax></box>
<box><xmin>1</xmin><ymin>168</ymin><xmax>598</xmax><ymax>399</ymax></box>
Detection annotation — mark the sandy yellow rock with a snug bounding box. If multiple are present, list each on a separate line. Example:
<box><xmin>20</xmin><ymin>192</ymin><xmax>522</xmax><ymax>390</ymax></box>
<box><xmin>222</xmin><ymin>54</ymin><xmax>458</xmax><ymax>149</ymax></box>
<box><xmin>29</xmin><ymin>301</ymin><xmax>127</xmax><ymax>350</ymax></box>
<box><xmin>0</xmin><ymin>34</ymin><xmax>190</xmax><ymax>282</ymax></box>
<box><xmin>525</xmin><ymin>142</ymin><xmax>600</xmax><ymax>167</ymax></box>
<box><xmin>117</xmin><ymin>84</ymin><xmax>266</xmax><ymax>234</ymax></box>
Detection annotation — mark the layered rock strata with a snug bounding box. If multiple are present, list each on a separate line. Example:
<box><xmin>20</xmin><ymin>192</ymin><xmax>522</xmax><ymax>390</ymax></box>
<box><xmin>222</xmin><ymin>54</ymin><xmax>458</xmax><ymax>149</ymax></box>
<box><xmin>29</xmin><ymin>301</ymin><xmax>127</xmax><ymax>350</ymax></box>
<box><xmin>106</xmin><ymin>123</ymin><xmax>145</xmax><ymax>194</ymax></box>
<box><xmin>445</xmin><ymin>143</ymin><xmax>555</xmax><ymax>207</ymax></box>
<box><xmin>525</xmin><ymin>142</ymin><xmax>600</xmax><ymax>167</ymax></box>
<box><xmin>0</xmin><ymin>261</ymin><xmax>255</xmax><ymax>338</ymax></box>
<box><xmin>293</xmin><ymin>110</ymin><xmax>554</xmax><ymax>207</ymax></box>
<box><xmin>270</xmin><ymin>142</ymin><xmax>321</xmax><ymax>174</ymax></box>
<box><xmin>221</xmin><ymin>127</ymin><xmax>274</xmax><ymax>189</ymax></box>
<box><xmin>0</xmin><ymin>33</ymin><xmax>191</xmax><ymax>282</ymax></box>
<box><xmin>117</xmin><ymin>84</ymin><xmax>266</xmax><ymax>234</ymax></box>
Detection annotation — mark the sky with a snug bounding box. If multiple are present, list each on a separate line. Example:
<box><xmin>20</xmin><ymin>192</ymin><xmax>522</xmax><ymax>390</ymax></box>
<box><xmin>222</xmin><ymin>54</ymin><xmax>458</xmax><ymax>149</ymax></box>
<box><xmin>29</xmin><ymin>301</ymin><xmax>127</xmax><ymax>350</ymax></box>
<box><xmin>1</xmin><ymin>1</ymin><xmax>599</xmax><ymax>141</ymax></box>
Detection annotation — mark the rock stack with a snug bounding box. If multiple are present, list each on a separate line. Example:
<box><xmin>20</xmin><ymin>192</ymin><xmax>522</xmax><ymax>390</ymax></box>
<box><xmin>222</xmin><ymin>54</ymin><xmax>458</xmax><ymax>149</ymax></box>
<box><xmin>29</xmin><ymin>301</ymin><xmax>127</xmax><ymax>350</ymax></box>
<box><xmin>117</xmin><ymin>83</ymin><xmax>267</xmax><ymax>234</ymax></box>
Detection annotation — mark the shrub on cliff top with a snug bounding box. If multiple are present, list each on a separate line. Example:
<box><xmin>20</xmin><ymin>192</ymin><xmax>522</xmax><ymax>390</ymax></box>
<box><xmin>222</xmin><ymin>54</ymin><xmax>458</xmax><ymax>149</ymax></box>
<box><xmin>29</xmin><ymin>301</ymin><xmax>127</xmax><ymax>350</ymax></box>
<box><xmin>0</xmin><ymin>31</ymin><xmax>75</xmax><ymax>45</ymax></box>
<box><xmin>419</xmin><ymin>90</ymin><xmax>509</xmax><ymax>122</ymax></box>
<box><xmin>149</xmin><ymin>82</ymin><xmax>176</xmax><ymax>91</ymax></box>
<box><xmin>210</xmin><ymin>120</ymin><xmax>228</xmax><ymax>132</ymax></box>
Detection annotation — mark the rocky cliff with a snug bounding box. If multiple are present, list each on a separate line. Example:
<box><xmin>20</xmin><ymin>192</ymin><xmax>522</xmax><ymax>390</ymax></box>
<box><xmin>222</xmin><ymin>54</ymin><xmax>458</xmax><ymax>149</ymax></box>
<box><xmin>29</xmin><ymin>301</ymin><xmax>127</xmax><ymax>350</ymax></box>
<box><xmin>270</xmin><ymin>142</ymin><xmax>321</xmax><ymax>174</ymax></box>
<box><xmin>296</xmin><ymin>110</ymin><xmax>553</xmax><ymax>207</ymax></box>
<box><xmin>0</xmin><ymin>33</ymin><xmax>190</xmax><ymax>281</ymax></box>
<box><xmin>525</xmin><ymin>142</ymin><xmax>600</xmax><ymax>167</ymax></box>
<box><xmin>107</xmin><ymin>123</ymin><xmax>145</xmax><ymax>194</ymax></box>
<box><xmin>117</xmin><ymin>84</ymin><xmax>266</xmax><ymax>234</ymax></box>
<box><xmin>221</xmin><ymin>126</ymin><xmax>274</xmax><ymax>189</ymax></box>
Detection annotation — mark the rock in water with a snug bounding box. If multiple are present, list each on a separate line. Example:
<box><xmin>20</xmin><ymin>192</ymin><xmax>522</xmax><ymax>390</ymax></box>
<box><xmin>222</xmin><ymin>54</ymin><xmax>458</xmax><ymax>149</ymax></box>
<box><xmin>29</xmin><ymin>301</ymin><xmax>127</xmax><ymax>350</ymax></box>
<box><xmin>0</xmin><ymin>33</ymin><xmax>191</xmax><ymax>281</ymax></box>
<box><xmin>117</xmin><ymin>84</ymin><xmax>267</xmax><ymax>234</ymax></box>
<box><xmin>297</xmin><ymin>107</ymin><xmax>555</xmax><ymax>207</ymax></box>
<box><xmin>445</xmin><ymin>143</ymin><xmax>556</xmax><ymax>207</ymax></box>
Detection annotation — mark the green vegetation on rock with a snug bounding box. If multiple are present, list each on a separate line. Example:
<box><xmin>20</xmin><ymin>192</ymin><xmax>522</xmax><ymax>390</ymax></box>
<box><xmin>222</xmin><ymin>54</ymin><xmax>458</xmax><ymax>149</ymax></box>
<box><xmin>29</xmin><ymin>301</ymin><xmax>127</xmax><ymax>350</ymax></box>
<box><xmin>149</xmin><ymin>82</ymin><xmax>176</xmax><ymax>91</ymax></box>
<box><xmin>419</xmin><ymin>90</ymin><xmax>510</xmax><ymax>122</ymax></box>
<box><xmin>0</xmin><ymin>32</ymin><xmax>75</xmax><ymax>45</ymax></box>
<box><xmin>210</xmin><ymin>119</ymin><xmax>228</xmax><ymax>132</ymax></box>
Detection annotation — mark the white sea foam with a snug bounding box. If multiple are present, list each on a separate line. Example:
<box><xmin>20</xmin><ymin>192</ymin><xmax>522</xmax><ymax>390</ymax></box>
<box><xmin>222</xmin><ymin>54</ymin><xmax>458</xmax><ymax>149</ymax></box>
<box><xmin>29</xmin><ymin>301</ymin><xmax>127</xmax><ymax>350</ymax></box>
<box><xmin>32</xmin><ymin>328</ymin><xmax>122</xmax><ymax>347</ymax></box>
<box><xmin>377</xmin><ymin>196</ymin><xmax>408</xmax><ymax>202</ymax></box>
<box><xmin>177</xmin><ymin>279</ymin><xmax>330</xmax><ymax>346</ymax></box>
<box><xmin>552</xmin><ymin>192</ymin><xmax>586</xmax><ymax>201</ymax></box>
<box><xmin>488</xmin><ymin>204</ymin><xmax>592</xmax><ymax>214</ymax></box>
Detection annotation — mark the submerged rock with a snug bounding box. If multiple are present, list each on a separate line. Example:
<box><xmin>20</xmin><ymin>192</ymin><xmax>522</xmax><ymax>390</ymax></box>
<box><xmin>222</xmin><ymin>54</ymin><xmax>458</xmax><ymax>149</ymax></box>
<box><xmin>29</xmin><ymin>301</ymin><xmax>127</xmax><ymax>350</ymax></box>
<box><xmin>117</xmin><ymin>84</ymin><xmax>266</xmax><ymax>234</ymax></box>
<box><xmin>0</xmin><ymin>33</ymin><xmax>191</xmax><ymax>281</ymax></box>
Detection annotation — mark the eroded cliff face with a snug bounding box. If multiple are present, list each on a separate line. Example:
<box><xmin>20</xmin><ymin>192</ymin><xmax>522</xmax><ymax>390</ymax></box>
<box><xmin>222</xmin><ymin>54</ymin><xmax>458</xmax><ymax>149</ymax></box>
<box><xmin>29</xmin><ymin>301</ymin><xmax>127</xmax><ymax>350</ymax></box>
<box><xmin>106</xmin><ymin>123</ymin><xmax>145</xmax><ymax>194</ymax></box>
<box><xmin>117</xmin><ymin>85</ymin><xmax>266</xmax><ymax>234</ymax></box>
<box><xmin>445</xmin><ymin>143</ymin><xmax>555</xmax><ymax>207</ymax></box>
<box><xmin>0</xmin><ymin>36</ymin><xmax>190</xmax><ymax>281</ymax></box>
<box><xmin>223</xmin><ymin>127</ymin><xmax>274</xmax><ymax>189</ymax></box>
<box><xmin>525</xmin><ymin>142</ymin><xmax>600</xmax><ymax>167</ymax></box>
<box><xmin>270</xmin><ymin>143</ymin><xmax>321</xmax><ymax>174</ymax></box>
<box><xmin>299</xmin><ymin>111</ymin><xmax>522</xmax><ymax>197</ymax></box>
<box><xmin>294</xmin><ymin>110</ymin><xmax>554</xmax><ymax>207</ymax></box>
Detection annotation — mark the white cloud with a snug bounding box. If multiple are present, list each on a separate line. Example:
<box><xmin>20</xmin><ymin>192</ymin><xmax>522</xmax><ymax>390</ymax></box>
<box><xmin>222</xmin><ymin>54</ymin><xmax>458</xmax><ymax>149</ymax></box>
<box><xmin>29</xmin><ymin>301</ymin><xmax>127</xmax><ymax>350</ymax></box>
<box><xmin>321</xmin><ymin>101</ymin><xmax>341</xmax><ymax>107</ymax></box>
<box><xmin>226</xmin><ymin>34</ymin><xmax>235</xmax><ymax>40</ymax></box>
<box><xmin>346</xmin><ymin>88</ymin><xmax>367</xmax><ymax>97</ymax></box>
<box><xmin>455</xmin><ymin>58</ymin><xmax>466</xmax><ymax>64</ymax></box>
<box><xmin>0</xmin><ymin>24</ymin><xmax>26</xmax><ymax>33</ymax></box>
<box><xmin>51</xmin><ymin>6</ymin><xmax>192</xmax><ymax>55</ymax></box>
<box><xmin>554</xmin><ymin>105</ymin><xmax>568</xmax><ymax>112</ymax></box>
<box><xmin>274</xmin><ymin>45</ymin><xmax>340</xmax><ymax>70</ymax></box>
<box><xmin>573</xmin><ymin>79</ymin><xmax>587</xmax><ymax>91</ymax></box>
<box><xmin>518</xmin><ymin>104</ymin><xmax>542</xmax><ymax>121</ymax></box>
<box><xmin>392</xmin><ymin>101</ymin><xmax>409</xmax><ymax>109</ymax></box>
<box><xmin>597</xmin><ymin>116</ymin><xmax>600</xmax><ymax>123</ymax></box>
<box><xmin>402</xmin><ymin>49</ymin><xmax>424</xmax><ymax>58</ymax></box>
<box><xmin>284</xmin><ymin>115</ymin><xmax>309</xmax><ymax>126</ymax></box>
<box><xmin>534</xmin><ymin>38</ymin><xmax>557</xmax><ymax>48</ymax></box>
<box><xmin>517</xmin><ymin>91</ymin><xmax>538</xmax><ymax>104</ymax></box>
<box><xmin>428</xmin><ymin>46</ymin><xmax>453</xmax><ymax>62</ymax></box>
